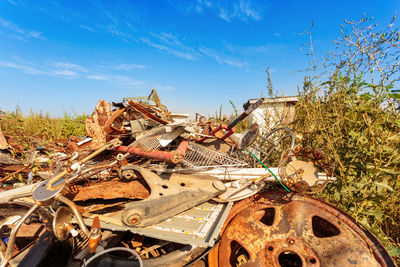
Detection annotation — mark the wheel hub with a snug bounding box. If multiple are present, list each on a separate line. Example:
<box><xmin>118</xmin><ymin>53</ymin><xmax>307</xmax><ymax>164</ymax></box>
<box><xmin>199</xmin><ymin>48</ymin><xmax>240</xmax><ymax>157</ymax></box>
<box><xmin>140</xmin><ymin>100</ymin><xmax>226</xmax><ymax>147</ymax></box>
<box><xmin>208</xmin><ymin>192</ymin><xmax>395</xmax><ymax>267</ymax></box>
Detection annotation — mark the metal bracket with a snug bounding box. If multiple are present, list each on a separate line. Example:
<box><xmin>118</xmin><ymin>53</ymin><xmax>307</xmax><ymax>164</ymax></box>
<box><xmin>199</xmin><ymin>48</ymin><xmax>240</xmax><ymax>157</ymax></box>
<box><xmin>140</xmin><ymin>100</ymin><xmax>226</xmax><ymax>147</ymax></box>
<box><xmin>121</xmin><ymin>166</ymin><xmax>226</xmax><ymax>227</ymax></box>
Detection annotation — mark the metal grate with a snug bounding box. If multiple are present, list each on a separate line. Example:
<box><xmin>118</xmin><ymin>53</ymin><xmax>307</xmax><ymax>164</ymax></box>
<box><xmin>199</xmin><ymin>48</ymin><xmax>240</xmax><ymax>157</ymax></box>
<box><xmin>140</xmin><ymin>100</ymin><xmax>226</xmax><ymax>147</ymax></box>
<box><xmin>181</xmin><ymin>142</ymin><xmax>248</xmax><ymax>170</ymax></box>
<box><xmin>131</xmin><ymin>127</ymin><xmax>167</xmax><ymax>150</ymax></box>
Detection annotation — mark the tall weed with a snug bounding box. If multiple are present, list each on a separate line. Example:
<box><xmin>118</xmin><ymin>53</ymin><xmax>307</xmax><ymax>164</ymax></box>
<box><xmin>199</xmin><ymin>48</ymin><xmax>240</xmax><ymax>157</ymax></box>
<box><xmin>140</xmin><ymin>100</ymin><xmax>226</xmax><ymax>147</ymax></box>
<box><xmin>292</xmin><ymin>16</ymin><xmax>400</xmax><ymax>260</ymax></box>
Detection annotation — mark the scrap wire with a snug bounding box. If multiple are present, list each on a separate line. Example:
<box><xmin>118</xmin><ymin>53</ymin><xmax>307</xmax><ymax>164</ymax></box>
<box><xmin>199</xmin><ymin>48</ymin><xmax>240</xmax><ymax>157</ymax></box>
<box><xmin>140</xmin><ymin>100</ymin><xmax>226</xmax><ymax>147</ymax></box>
<box><xmin>244</xmin><ymin>149</ymin><xmax>290</xmax><ymax>192</ymax></box>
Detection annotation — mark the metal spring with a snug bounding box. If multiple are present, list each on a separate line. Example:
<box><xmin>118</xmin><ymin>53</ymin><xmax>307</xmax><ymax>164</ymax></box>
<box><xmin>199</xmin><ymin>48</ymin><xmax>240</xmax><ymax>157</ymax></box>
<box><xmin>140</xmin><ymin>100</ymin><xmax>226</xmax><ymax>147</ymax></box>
<box><xmin>74</xmin><ymin>228</ymin><xmax>89</xmax><ymax>254</ymax></box>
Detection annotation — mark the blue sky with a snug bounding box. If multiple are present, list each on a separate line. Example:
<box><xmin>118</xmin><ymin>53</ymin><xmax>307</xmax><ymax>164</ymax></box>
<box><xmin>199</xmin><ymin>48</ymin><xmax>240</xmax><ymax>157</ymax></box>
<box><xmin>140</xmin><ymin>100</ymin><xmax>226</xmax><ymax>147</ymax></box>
<box><xmin>0</xmin><ymin>0</ymin><xmax>398</xmax><ymax>117</ymax></box>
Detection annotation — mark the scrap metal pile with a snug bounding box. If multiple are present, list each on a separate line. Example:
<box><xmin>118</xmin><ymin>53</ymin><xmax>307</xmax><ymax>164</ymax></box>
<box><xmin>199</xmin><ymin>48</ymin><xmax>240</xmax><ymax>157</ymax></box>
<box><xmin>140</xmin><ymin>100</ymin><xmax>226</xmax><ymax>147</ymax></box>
<box><xmin>0</xmin><ymin>90</ymin><xmax>395</xmax><ymax>267</ymax></box>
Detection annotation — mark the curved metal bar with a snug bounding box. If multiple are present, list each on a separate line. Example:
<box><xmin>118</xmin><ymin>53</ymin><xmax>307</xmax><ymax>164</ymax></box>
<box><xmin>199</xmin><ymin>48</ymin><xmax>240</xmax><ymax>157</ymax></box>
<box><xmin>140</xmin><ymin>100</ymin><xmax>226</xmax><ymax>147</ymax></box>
<box><xmin>55</xmin><ymin>195</ymin><xmax>90</xmax><ymax>237</ymax></box>
<box><xmin>0</xmin><ymin>204</ymin><xmax>39</xmax><ymax>267</ymax></box>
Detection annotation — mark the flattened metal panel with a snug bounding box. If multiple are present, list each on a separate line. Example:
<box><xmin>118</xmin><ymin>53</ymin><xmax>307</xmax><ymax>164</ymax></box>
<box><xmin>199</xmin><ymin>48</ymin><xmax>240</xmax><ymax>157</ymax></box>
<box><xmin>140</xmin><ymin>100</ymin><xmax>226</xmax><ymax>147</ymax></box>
<box><xmin>83</xmin><ymin>201</ymin><xmax>233</xmax><ymax>247</ymax></box>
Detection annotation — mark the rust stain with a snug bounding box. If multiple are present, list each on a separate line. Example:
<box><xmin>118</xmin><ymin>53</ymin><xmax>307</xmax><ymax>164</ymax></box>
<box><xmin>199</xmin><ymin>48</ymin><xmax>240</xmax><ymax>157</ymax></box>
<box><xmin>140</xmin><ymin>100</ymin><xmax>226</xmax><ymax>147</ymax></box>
<box><xmin>72</xmin><ymin>179</ymin><xmax>149</xmax><ymax>201</ymax></box>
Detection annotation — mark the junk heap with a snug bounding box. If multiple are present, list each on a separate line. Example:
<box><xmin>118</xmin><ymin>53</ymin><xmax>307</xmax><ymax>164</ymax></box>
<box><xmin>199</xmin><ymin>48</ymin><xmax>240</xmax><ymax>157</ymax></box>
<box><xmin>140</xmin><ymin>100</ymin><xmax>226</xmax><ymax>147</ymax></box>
<box><xmin>0</xmin><ymin>89</ymin><xmax>395</xmax><ymax>267</ymax></box>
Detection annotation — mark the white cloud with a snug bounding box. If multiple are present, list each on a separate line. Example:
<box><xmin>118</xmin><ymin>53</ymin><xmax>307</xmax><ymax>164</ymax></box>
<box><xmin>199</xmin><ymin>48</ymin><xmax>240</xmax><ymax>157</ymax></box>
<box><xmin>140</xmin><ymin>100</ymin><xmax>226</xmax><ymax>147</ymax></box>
<box><xmin>87</xmin><ymin>74</ymin><xmax>144</xmax><ymax>89</ymax></box>
<box><xmin>87</xmin><ymin>75</ymin><xmax>110</xmax><ymax>81</ymax></box>
<box><xmin>53</xmin><ymin>62</ymin><xmax>88</xmax><ymax>73</ymax></box>
<box><xmin>114</xmin><ymin>64</ymin><xmax>146</xmax><ymax>71</ymax></box>
<box><xmin>80</xmin><ymin>24</ymin><xmax>96</xmax><ymax>32</ymax></box>
<box><xmin>0</xmin><ymin>17</ymin><xmax>45</xmax><ymax>40</ymax></box>
<box><xmin>199</xmin><ymin>47</ymin><xmax>245</xmax><ymax>68</ymax></box>
<box><xmin>0</xmin><ymin>61</ymin><xmax>47</xmax><ymax>75</ymax></box>
<box><xmin>140</xmin><ymin>37</ymin><xmax>198</xmax><ymax>60</ymax></box>
<box><xmin>7</xmin><ymin>0</ymin><xmax>17</xmax><ymax>6</ymax></box>
<box><xmin>53</xmin><ymin>70</ymin><xmax>78</xmax><ymax>76</ymax></box>
<box><xmin>170</xmin><ymin>0</ymin><xmax>267</xmax><ymax>22</ymax></box>
<box><xmin>104</xmin><ymin>25</ymin><xmax>133</xmax><ymax>43</ymax></box>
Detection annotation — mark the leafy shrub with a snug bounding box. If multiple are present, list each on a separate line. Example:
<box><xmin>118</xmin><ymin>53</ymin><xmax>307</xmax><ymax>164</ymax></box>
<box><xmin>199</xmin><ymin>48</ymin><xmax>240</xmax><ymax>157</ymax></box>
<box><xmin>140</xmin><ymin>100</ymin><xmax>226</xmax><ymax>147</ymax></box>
<box><xmin>292</xmin><ymin>16</ymin><xmax>400</xmax><ymax>260</ymax></box>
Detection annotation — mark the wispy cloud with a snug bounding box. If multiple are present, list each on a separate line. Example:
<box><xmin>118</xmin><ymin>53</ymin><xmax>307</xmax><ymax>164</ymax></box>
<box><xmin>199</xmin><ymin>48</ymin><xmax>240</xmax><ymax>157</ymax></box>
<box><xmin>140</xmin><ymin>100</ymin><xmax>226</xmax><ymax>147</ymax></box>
<box><xmin>170</xmin><ymin>0</ymin><xmax>268</xmax><ymax>22</ymax></box>
<box><xmin>0</xmin><ymin>58</ymin><xmax>173</xmax><ymax>90</ymax></box>
<box><xmin>7</xmin><ymin>0</ymin><xmax>17</xmax><ymax>6</ymax></box>
<box><xmin>104</xmin><ymin>24</ymin><xmax>133</xmax><ymax>43</ymax></box>
<box><xmin>80</xmin><ymin>24</ymin><xmax>96</xmax><ymax>32</ymax></box>
<box><xmin>52</xmin><ymin>62</ymin><xmax>88</xmax><ymax>73</ymax></box>
<box><xmin>140</xmin><ymin>37</ymin><xmax>198</xmax><ymax>60</ymax></box>
<box><xmin>199</xmin><ymin>47</ymin><xmax>246</xmax><ymax>67</ymax></box>
<box><xmin>86</xmin><ymin>74</ymin><xmax>110</xmax><ymax>81</ymax></box>
<box><xmin>53</xmin><ymin>70</ymin><xmax>78</xmax><ymax>77</ymax></box>
<box><xmin>114</xmin><ymin>63</ymin><xmax>146</xmax><ymax>71</ymax></box>
<box><xmin>0</xmin><ymin>61</ymin><xmax>47</xmax><ymax>75</ymax></box>
<box><xmin>87</xmin><ymin>74</ymin><xmax>145</xmax><ymax>89</ymax></box>
<box><xmin>0</xmin><ymin>17</ymin><xmax>45</xmax><ymax>41</ymax></box>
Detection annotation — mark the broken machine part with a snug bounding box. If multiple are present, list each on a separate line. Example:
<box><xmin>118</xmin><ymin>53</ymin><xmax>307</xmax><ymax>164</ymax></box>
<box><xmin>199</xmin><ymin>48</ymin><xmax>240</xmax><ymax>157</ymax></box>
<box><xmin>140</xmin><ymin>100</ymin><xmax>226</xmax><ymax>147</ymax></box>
<box><xmin>121</xmin><ymin>166</ymin><xmax>226</xmax><ymax>227</ymax></box>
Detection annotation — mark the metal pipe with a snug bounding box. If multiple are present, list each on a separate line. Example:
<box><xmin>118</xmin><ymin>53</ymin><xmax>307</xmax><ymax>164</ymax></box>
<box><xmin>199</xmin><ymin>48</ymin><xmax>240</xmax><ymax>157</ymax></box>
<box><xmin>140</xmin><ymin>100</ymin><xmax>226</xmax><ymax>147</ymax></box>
<box><xmin>56</xmin><ymin>195</ymin><xmax>90</xmax><ymax>237</ymax></box>
<box><xmin>0</xmin><ymin>204</ymin><xmax>39</xmax><ymax>267</ymax></box>
<box><xmin>114</xmin><ymin>141</ymin><xmax>188</xmax><ymax>164</ymax></box>
<box><xmin>8</xmin><ymin>191</ymin><xmax>33</xmax><ymax>202</ymax></box>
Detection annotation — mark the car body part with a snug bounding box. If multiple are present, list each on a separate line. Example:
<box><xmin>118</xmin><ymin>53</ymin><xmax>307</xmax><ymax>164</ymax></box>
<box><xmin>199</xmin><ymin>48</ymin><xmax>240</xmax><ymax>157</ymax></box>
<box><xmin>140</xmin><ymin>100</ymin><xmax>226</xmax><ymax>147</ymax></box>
<box><xmin>121</xmin><ymin>166</ymin><xmax>226</xmax><ymax>227</ymax></box>
<box><xmin>208</xmin><ymin>191</ymin><xmax>395</xmax><ymax>267</ymax></box>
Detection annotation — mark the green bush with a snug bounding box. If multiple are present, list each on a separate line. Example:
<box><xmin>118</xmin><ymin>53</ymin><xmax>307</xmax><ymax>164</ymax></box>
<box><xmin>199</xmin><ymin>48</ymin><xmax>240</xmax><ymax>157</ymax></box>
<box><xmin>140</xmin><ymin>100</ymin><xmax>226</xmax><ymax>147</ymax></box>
<box><xmin>292</xmin><ymin>16</ymin><xmax>400</xmax><ymax>260</ymax></box>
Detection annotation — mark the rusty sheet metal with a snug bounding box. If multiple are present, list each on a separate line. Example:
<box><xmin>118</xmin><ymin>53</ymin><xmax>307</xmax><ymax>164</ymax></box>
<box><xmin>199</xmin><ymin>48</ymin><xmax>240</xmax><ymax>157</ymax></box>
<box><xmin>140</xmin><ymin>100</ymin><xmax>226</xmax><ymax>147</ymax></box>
<box><xmin>72</xmin><ymin>179</ymin><xmax>149</xmax><ymax>201</ymax></box>
<box><xmin>15</xmin><ymin>223</ymin><xmax>45</xmax><ymax>238</ymax></box>
<box><xmin>103</xmin><ymin>107</ymin><xmax>128</xmax><ymax>134</ymax></box>
<box><xmin>128</xmin><ymin>100</ymin><xmax>169</xmax><ymax>125</ymax></box>
<box><xmin>208</xmin><ymin>191</ymin><xmax>395</xmax><ymax>267</ymax></box>
<box><xmin>85</xmin><ymin>99</ymin><xmax>112</xmax><ymax>148</ymax></box>
<box><xmin>0</xmin><ymin>127</ymin><xmax>8</xmax><ymax>149</ymax></box>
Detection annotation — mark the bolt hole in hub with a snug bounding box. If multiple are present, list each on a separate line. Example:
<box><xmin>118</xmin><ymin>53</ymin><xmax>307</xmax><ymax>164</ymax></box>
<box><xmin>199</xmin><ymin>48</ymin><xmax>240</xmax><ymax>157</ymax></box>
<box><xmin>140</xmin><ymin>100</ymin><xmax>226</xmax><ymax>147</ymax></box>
<box><xmin>309</xmin><ymin>257</ymin><xmax>317</xmax><ymax>264</ymax></box>
<box><xmin>278</xmin><ymin>251</ymin><xmax>302</xmax><ymax>267</ymax></box>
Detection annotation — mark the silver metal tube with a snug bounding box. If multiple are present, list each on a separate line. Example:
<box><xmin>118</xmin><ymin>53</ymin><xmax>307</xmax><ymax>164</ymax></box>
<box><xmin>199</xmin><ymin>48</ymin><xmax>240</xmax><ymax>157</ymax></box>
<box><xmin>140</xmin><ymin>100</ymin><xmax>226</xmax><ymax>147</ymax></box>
<box><xmin>8</xmin><ymin>192</ymin><xmax>33</xmax><ymax>202</ymax></box>
<box><xmin>0</xmin><ymin>204</ymin><xmax>39</xmax><ymax>267</ymax></box>
<box><xmin>55</xmin><ymin>195</ymin><xmax>89</xmax><ymax>237</ymax></box>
